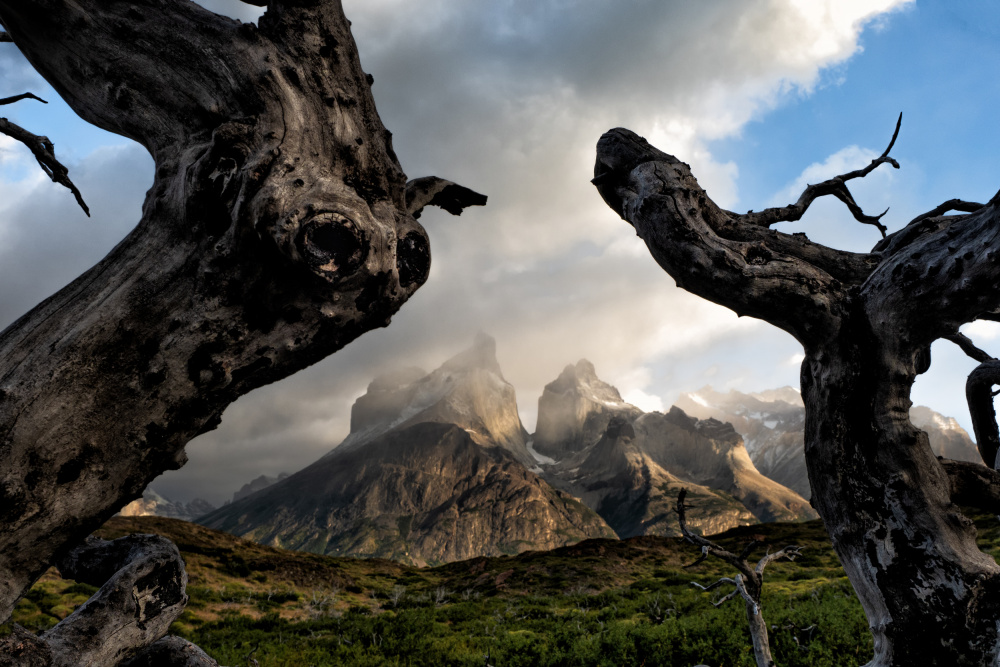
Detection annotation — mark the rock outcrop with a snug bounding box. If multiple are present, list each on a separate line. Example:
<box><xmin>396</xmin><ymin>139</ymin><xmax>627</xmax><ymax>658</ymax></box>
<box><xmin>558</xmin><ymin>416</ymin><xmax>756</xmax><ymax>537</ymax></box>
<box><xmin>199</xmin><ymin>422</ymin><xmax>614</xmax><ymax>566</ymax></box>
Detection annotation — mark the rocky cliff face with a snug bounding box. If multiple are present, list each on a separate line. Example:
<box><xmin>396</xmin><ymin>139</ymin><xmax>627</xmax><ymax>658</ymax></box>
<box><xmin>559</xmin><ymin>417</ymin><xmax>756</xmax><ymax>537</ymax></box>
<box><xmin>119</xmin><ymin>489</ymin><xmax>215</xmax><ymax>522</ymax></box>
<box><xmin>533</xmin><ymin>360</ymin><xmax>642</xmax><ymax>459</ymax></box>
<box><xmin>333</xmin><ymin>333</ymin><xmax>533</xmax><ymax>466</ymax></box>
<box><xmin>199</xmin><ymin>422</ymin><xmax>614</xmax><ymax>566</ymax></box>
<box><xmin>535</xmin><ymin>364</ymin><xmax>817</xmax><ymax>534</ymax></box>
<box><xmin>675</xmin><ymin>387</ymin><xmax>981</xmax><ymax>497</ymax></box>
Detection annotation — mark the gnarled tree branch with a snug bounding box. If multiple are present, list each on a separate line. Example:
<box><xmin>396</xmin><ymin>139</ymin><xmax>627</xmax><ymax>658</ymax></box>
<box><xmin>0</xmin><ymin>94</ymin><xmax>88</xmax><ymax>215</ymax></box>
<box><xmin>405</xmin><ymin>176</ymin><xmax>487</xmax><ymax>219</ymax></box>
<box><xmin>119</xmin><ymin>636</ymin><xmax>222</xmax><ymax>667</ymax></box>
<box><xmin>738</xmin><ymin>113</ymin><xmax>902</xmax><ymax>238</ymax></box>
<box><xmin>967</xmin><ymin>360</ymin><xmax>1000</xmax><ymax>468</ymax></box>
<box><xmin>598</xmin><ymin>116</ymin><xmax>1000</xmax><ymax>665</ymax></box>
<box><xmin>678</xmin><ymin>489</ymin><xmax>799</xmax><ymax>667</ymax></box>
<box><xmin>947</xmin><ymin>332</ymin><xmax>994</xmax><ymax>364</ymax></box>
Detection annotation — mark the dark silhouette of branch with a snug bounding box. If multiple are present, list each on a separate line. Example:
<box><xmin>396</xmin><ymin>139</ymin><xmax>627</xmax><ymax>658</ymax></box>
<box><xmin>405</xmin><ymin>176</ymin><xmax>488</xmax><ymax>219</ymax></box>
<box><xmin>678</xmin><ymin>489</ymin><xmax>800</xmax><ymax>667</ymax></box>
<box><xmin>947</xmin><ymin>332</ymin><xmax>994</xmax><ymax>364</ymax></box>
<box><xmin>0</xmin><ymin>94</ymin><xmax>89</xmax><ymax>215</ymax></box>
<box><xmin>739</xmin><ymin>113</ymin><xmax>902</xmax><ymax>238</ymax></box>
<box><xmin>966</xmin><ymin>360</ymin><xmax>1000</xmax><ymax>467</ymax></box>
<box><xmin>941</xmin><ymin>458</ymin><xmax>1000</xmax><ymax>512</ymax></box>
<box><xmin>905</xmin><ymin>199</ymin><xmax>984</xmax><ymax>228</ymax></box>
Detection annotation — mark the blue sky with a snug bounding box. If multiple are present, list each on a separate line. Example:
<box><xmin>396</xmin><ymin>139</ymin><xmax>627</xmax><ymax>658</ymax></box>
<box><xmin>2</xmin><ymin>0</ymin><xmax>998</xmax><ymax>503</ymax></box>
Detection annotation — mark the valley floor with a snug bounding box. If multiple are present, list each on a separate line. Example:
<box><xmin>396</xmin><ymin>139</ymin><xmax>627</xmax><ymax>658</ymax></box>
<box><xmin>11</xmin><ymin>513</ymin><xmax>1000</xmax><ymax>666</ymax></box>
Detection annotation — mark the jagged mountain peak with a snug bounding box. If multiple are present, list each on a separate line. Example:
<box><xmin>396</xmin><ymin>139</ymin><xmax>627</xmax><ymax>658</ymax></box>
<box><xmin>335</xmin><ymin>334</ymin><xmax>532</xmax><ymax>465</ymax></box>
<box><xmin>534</xmin><ymin>360</ymin><xmax>641</xmax><ymax>458</ymax></box>
<box><xmin>119</xmin><ymin>488</ymin><xmax>216</xmax><ymax>522</ymax></box>
<box><xmin>441</xmin><ymin>332</ymin><xmax>503</xmax><ymax>376</ymax></box>
<box><xmin>548</xmin><ymin>359</ymin><xmax>628</xmax><ymax>405</ymax></box>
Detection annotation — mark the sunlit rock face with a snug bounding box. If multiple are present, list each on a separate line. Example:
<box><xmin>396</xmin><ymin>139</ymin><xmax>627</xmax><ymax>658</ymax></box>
<box><xmin>534</xmin><ymin>365</ymin><xmax>817</xmax><ymax>532</ymax></box>
<box><xmin>533</xmin><ymin>359</ymin><xmax>642</xmax><ymax>459</ymax></box>
<box><xmin>119</xmin><ymin>489</ymin><xmax>215</xmax><ymax>522</ymax></box>
<box><xmin>334</xmin><ymin>332</ymin><xmax>533</xmax><ymax>466</ymax></box>
<box><xmin>675</xmin><ymin>387</ymin><xmax>981</xmax><ymax>497</ymax></box>
<box><xmin>909</xmin><ymin>406</ymin><xmax>981</xmax><ymax>463</ymax></box>
<box><xmin>565</xmin><ymin>416</ymin><xmax>756</xmax><ymax>538</ymax></box>
<box><xmin>199</xmin><ymin>422</ymin><xmax>615</xmax><ymax>566</ymax></box>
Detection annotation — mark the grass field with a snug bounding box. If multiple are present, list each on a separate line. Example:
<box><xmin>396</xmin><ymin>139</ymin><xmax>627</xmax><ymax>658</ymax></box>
<box><xmin>8</xmin><ymin>511</ymin><xmax>1000</xmax><ymax>666</ymax></box>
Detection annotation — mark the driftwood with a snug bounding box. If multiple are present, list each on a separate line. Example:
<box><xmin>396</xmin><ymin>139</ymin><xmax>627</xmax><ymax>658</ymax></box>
<box><xmin>595</xmin><ymin>119</ymin><xmax>1000</xmax><ymax>665</ymax></box>
<box><xmin>0</xmin><ymin>0</ymin><xmax>483</xmax><ymax>662</ymax></box>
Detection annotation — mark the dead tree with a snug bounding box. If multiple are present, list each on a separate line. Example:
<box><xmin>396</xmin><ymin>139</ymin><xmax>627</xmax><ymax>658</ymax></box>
<box><xmin>595</xmin><ymin>116</ymin><xmax>1000</xmax><ymax>665</ymax></box>
<box><xmin>0</xmin><ymin>0</ymin><xmax>483</xmax><ymax>662</ymax></box>
<box><xmin>678</xmin><ymin>489</ymin><xmax>801</xmax><ymax>667</ymax></box>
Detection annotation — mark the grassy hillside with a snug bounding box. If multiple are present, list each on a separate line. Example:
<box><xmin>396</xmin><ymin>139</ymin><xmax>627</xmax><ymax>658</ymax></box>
<box><xmin>10</xmin><ymin>512</ymin><xmax>1000</xmax><ymax>666</ymax></box>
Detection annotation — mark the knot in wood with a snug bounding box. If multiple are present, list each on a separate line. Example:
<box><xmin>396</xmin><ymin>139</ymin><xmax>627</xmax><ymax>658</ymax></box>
<box><xmin>745</xmin><ymin>245</ymin><xmax>772</xmax><ymax>266</ymax></box>
<box><xmin>295</xmin><ymin>212</ymin><xmax>369</xmax><ymax>281</ymax></box>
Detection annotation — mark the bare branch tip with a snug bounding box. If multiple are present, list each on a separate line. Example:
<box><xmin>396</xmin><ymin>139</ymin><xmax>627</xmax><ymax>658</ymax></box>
<box><xmin>881</xmin><ymin>112</ymin><xmax>903</xmax><ymax>158</ymax></box>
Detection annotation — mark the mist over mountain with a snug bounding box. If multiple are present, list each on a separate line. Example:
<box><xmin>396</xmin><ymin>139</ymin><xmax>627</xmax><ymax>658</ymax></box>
<box><xmin>199</xmin><ymin>336</ymin><xmax>614</xmax><ymax>565</ymax></box>
<box><xmin>533</xmin><ymin>360</ymin><xmax>642</xmax><ymax>459</ymax></box>
<box><xmin>675</xmin><ymin>386</ymin><xmax>981</xmax><ymax>496</ymax></box>
<box><xmin>195</xmin><ymin>338</ymin><xmax>982</xmax><ymax>565</ymax></box>
<box><xmin>331</xmin><ymin>332</ymin><xmax>533</xmax><ymax>466</ymax></box>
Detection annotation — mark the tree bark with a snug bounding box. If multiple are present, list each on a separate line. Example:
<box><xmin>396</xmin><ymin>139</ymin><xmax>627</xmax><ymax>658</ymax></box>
<box><xmin>0</xmin><ymin>0</ymin><xmax>482</xmax><ymax>629</ymax></box>
<box><xmin>598</xmin><ymin>127</ymin><xmax>1000</xmax><ymax>665</ymax></box>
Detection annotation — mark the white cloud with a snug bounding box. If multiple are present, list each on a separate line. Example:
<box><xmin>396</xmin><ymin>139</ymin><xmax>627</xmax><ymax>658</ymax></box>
<box><xmin>0</xmin><ymin>1</ymin><xmax>915</xmax><ymax>502</ymax></box>
<box><xmin>785</xmin><ymin>353</ymin><xmax>807</xmax><ymax>366</ymax></box>
<box><xmin>622</xmin><ymin>389</ymin><xmax>665</xmax><ymax>415</ymax></box>
<box><xmin>962</xmin><ymin>320</ymin><xmax>1000</xmax><ymax>343</ymax></box>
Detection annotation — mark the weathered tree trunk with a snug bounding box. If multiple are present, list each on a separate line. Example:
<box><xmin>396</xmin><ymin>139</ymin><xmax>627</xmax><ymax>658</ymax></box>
<box><xmin>597</xmin><ymin>127</ymin><xmax>1000</xmax><ymax>665</ymax></box>
<box><xmin>0</xmin><ymin>0</ymin><xmax>482</xmax><ymax>638</ymax></box>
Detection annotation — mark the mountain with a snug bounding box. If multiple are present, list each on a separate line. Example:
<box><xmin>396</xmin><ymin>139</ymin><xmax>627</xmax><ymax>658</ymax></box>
<box><xmin>199</xmin><ymin>422</ymin><xmax>614</xmax><ymax>566</ymax></box>
<box><xmin>533</xmin><ymin>360</ymin><xmax>642</xmax><ymax>459</ymax></box>
<box><xmin>232</xmin><ymin>473</ymin><xmax>290</xmax><ymax>503</ymax></box>
<box><xmin>535</xmin><ymin>362</ymin><xmax>816</xmax><ymax>536</ymax></box>
<box><xmin>675</xmin><ymin>386</ymin><xmax>981</xmax><ymax>497</ymax></box>
<box><xmin>199</xmin><ymin>336</ymin><xmax>614</xmax><ymax>565</ymax></box>
<box><xmin>555</xmin><ymin>415</ymin><xmax>756</xmax><ymax>537</ymax></box>
<box><xmin>909</xmin><ymin>406</ymin><xmax>982</xmax><ymax>463</ymax></box>
<box><xmin>331</xmin><ymin>332</ymin><xmax>533</xmax><ymax>466</ymax></box>
<box><xmin>119</xmin><ymin>488</ymin><xmax>215</xmax><ymax>522</ymax></box>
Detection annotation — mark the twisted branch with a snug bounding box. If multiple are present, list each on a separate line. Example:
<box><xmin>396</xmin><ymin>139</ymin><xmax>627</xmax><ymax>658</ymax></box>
<box><xmin>966</xmin><ymin>360</ymin><xmax>1000</xmax><ymax>468</ymax></box>
<box><xmin>740</xmin><ymin>113</ymin><xmax>902</xmax><ymax>238</ymax></box>
<box><xmin>948</xmin><ymin>333</ymin><xmax>994</xmax><ymax>364</ymax></box>
<box><xmin>0</xmin><ymin>94</ymin><xmax>89</xmax><ymax>215</ymax></box>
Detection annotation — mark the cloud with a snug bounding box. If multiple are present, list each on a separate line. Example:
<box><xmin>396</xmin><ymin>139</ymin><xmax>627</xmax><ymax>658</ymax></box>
<box><xmin>0</xmin><ymin>143</ymin><xmax>150</xmax><ymax>329</ymax></box>
<box><xmin>0</xmin><ymin>1</ymin><xmax>913</xmax><ymax>503</ymax></box>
